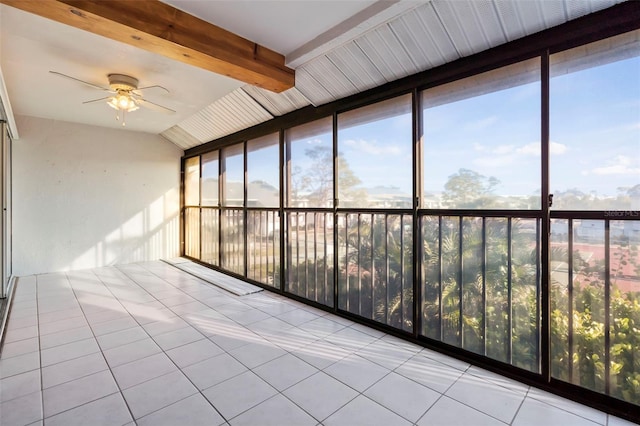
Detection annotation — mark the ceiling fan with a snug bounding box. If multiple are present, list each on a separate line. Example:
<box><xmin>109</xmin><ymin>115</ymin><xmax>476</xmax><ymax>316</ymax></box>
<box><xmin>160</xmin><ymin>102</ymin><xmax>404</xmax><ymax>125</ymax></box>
<box><xmin>50</xmin><ymin>71</ymin><xmax>176</xmax><ymax>126</ymax></box>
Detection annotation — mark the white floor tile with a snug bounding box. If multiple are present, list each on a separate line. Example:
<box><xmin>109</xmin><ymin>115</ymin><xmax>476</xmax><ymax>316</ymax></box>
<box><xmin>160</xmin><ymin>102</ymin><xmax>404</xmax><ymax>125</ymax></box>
<box><xmin>166</xmin><ymin>338</ymin><xmax>225</xmax><ymax>368</ymax></box>
<box><xmin>122</xmin><ymin>370</ymin><xmax>198</xmax><ymax>419</ymax></box>
<box><xmin>445</xmin><ymin>372</ymin><xmax>526</xmax><ymax>424</ymax></box>
<box><xmin>253</xmin><ymin>353</ymin><xmax>318</xmax><ymax>391</ymax></box>
<box><xmin>513</xmin><ymin>397</ymin><xmax>602</xmax><ymax>426</ymax></box>
<box><xmin>276</xmin><ymin>308</ymin><xmax>320</xmax><ymax>326</ymax></box>
<box><xmin>292</xmin><ymin>339</ymin><xmax>350</xmax><ymax>370</ymax></box>
<box><xmin>527</xmin><ymin>387</ymin><xmax>607</xmax><ymax>424</ymax></box>
<box><xmin>38</xmin><ymin>307</ymin><xmax>84</xmax><ymax>325</ymax></box>
<box><xmin>5</xmin><ymin>315</ymin><xmax>38</xmax><ymax>330</ymax></box>
<box><xmin>151</xmin><ymin>326</ymin><xmax>205</xmax><ymax>351</ymax></box>
<box><xmin>39</xmin><ymin>326</ymin><xmax>94</xmax><ymax>350</ymax></box>
<box><xmin>0</xmin><ymin>338</ymin><xmax>40</xmax><ymax>359</ymax></box>
<box><xmin>283</xmin><ymin>372</ymin><xmax>358</xmax><ymax>421</ymax></box>
<box><xmin>0</xmin><ymin>351</ymin><xmax>40</xmax><ymax>379</ymax></box>
<box><xmin>608</xmin><ymin>415</ymin><xmax>638</xmax><ymax>426</ymax></box>
<box><xmin>324</xmin><ymin>354</ymin><xmax>390</xmax><ymax>392</ymax></box>
<box><xmin>0</xmin><ymin>261</ymin><xmax>620</xmax><ymax>426</ymax></box>
<box><xmin>0</xmin><ymin>390</ymin><xmax>42</xmax><ymax>426</ymax></box>
<box><xmin>0</xmin><ymin>369</ymin><xmax>41</xmax><ymax>403</ymax></box>
<box><xmin>229</xmin><ymin>394</ymin><xmax>317</xmax><ymax>426</ymax></box>
<box><xmin>224</xmin><ymin>308</ymin><xmax>272</xmax><ymax>326</ymax></box>
<box><xmin>40</xmin><ymin>338</ymin><xmax>101</xmax><ymax>367</ymax></box>
<box><xmin>39</xmin><ymin>316</ymin><xmax>87</xmax><ymax>336</ymax></box>
<box><xmin>90</xmin><ymin>316</ymin><xmax>139</xmax><ymax>336</ymax></box>
<box><xmin>228</xmin><ymin>341</ymin><xmax>287</xmax><ymax>369</ymax></box>
<box><xmin>44</xmin><ymin>392</ymin><xmax>132</xmax><ymax>426</ymax></box>
<box><xmin>142</xmin><ymin>316</ymin><xmax>189</xmax><ymax>336</ymax></box>
<box><xmin>111</xmin><ymin>352</ymin><xmax>178</xmax><ymax>389</ymax></box>
<box><xmin>42</xmin><ymin>370</ymin><xmax>119</xmax><ymax>417</ymax></box>
<box><xmin>183</xmin><ymin>352</ymin><xmax>248</xmax><ymax>390</ymax></box>
<box><xmin>324</xmin><ymin>326</ymin><xmax>379</xmax><ymax>351</ymax></box>
<box><xmin>202</xmin><ymin>371</ymin><xmax>278</xmax><ymax>420</ymax></box>
<box><xmin>395</xmin><ymin>353</ymin><xmax>464</xmax><ymax>393</ymax></box>
<box><xmin>356</xmin><ymin>339</ymin><xmax>417</xmax><ymax>370</ymax></box>
<box><xmin>3</xmin><ymin>326</ymin><xmax>39</xmax><ymax>344</ymax></box>
<box><xmin>102</xmin><ymin>337</ymin><xmax>161</xmax><ymax>368</ymax></box>
<box><xmin>297</xmin><ymin>316</ymin><xmax>346</xmax><ymax>338</ymax></box>
<box><xmin>364</xmin><ymin>371</ymin><xmax>440</xmax><ymax>422</ymax></box>
<box><xmin>324</xmin><ymin>395</ymin><xmax>412</xmax><ymax>426</ymax></box>
<box><xmin>42</xmin><ymin>352</ymin><xmax>108</xmax><ymax>389</ymax></box>
<box><xmin>417</xmin><ymin>396</ymin><xmax>505</xmax><ymax>426</ymax></box>
<box><xmin>137</xmin><ymin>393</ymin><xmax>226</xmax><ymax>426</ymax></box>
<box><xmin>95</xmin><ymin>326</ymin><xmax>149</xmax><ymax>351</ymax></box>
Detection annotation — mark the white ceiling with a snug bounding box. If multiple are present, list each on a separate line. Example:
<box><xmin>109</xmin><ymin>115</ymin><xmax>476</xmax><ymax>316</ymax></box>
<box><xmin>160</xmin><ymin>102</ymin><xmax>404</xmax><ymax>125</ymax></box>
<box><xmin>0</xmin><ymin>0</ymin><xmax>626</xmax><ymax>148</ymax></box>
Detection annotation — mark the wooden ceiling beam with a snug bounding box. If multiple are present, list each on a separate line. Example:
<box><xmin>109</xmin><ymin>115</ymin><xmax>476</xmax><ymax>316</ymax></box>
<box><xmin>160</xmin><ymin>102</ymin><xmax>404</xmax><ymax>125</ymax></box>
<box><xmin>0</xmin><ymin>0</ymin><xmax>295</xmax><ymax>93</ymax></box>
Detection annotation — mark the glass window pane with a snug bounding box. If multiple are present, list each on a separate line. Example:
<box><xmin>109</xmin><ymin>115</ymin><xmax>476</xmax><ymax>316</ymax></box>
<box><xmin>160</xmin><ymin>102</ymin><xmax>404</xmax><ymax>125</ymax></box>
<box><xmin>247</xmin><ymin>133</ymin><xmax>279</xmax><ymax>208</ymax></box>
<box><xmin>286</xmin><ymin>117</ymin><xmax>333</xmax><ymax>208</ymax></box>
<box><xmin>184</xmin><ymin>156</ymin><xmax>200</xmax><ymax>206</ymax></box>
<box><xmin>550</xmin><ymin>30</ymin><xmax>640</xmax><ymax>210</ymax></box>
<box><xmin>422</xmin><ymin>58</ymin><xmax>541</xmax><ymax>209</ymax></box>
<box><xmin>223</xmin><ymin>143</ymin><xmax>244</xmax><ymax>207</ymax></box>
<box><xmin>201</xmin><ymin>151</ymin><xmax>219</xmax><ymax>207</ymax></box>
<box><xmin>338</xmin><ymin>95</ymin><xmax>413</xmax><ymax>209</ymax></box>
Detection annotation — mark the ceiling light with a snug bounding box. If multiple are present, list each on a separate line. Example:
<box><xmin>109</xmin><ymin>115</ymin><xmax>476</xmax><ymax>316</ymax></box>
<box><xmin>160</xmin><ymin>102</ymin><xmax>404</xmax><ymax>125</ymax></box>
<box><xmin>107</xmin><ymin>89</ymin><xmax>139</xmax><ymax>126</ymax></box>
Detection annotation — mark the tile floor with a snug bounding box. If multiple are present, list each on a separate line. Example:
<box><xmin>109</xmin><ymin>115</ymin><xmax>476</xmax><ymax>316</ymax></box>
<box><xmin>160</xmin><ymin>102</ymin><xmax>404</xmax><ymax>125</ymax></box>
<box><xmin>0</xmin><ymin>261</ymin><xmax>636</xmax><ymax>426</ymax></box>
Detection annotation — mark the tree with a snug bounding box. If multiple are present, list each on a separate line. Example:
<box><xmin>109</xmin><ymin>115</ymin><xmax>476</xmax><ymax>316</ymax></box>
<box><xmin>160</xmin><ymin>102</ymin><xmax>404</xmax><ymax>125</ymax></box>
<box><xmin>290</xmin><ymin>146</ymin><xmax>367</xmax><ymax>207</ymax></box>
<box><xmin>443</xmin><ymin>168</ymin><xmax>500</xmax><ymax>208</ymax></box>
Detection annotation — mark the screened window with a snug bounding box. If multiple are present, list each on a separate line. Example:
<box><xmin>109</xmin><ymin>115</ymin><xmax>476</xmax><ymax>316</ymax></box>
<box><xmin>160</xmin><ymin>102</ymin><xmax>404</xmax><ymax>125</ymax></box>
<box><xmin>286</xmin><ymin>117</ymin><xmax>333</xmax><ymax>208</ymax></box>
<box><xmin>184</xmin><ymin>156</ymin><xmax>200</xmax><ymax>206</ymax></box>
<box><xmin>337</xmin><ymin>94</ymin><xmax>413</xmax><ymax>209</ymax></box>
<box><xmin>201</xmin><ymin>151</ymin><xmax>219</xmax><ymax>207</ymax></box>
<box><xmin>550</xmin><ymin>30</ymin><xmax>640</xmax><ymax>210</ymax></box>
<box><xmin>247</xmin><ymin>133</ymin><xmax>279</xmax><ymax>208</ymax></box>
<box><xmin>422</xmin><ymin>58</ymin><xmax>541</xmax><ymax>210</ymax></box>
<box><xmin>222</xmin><ymin>143</ymin><xmax>244</xmax><ymax>207</ymax></box>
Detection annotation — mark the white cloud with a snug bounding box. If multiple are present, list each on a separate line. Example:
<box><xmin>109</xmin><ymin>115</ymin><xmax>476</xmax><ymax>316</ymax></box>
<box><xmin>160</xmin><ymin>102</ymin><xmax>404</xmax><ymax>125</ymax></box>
<box><xmin>592</xmin><ymin>155</ymin><xmax>640</xmax><ymax>175</ymax></box>
<box><xmin>343</xmin><ymin>138</ymin><xmax>402</xmax><ymax>156</ymax></box>
<box><xmin>493</xmin><ymin>145</ymin><xmax>515</xmax><ymax>155</ymax></box>
<box><xmin>471</xmin><ymin>141</ymin><xmax>568</xmax><ymax>170</ymax></box>
<box><xmin>306</xmin><ymin>138</ymin><xmax>324</xmax><ymax>145</ymax></box>
<box><xmin>516</xmin><ymin>141</ymin><xmax>567</xmax><ymax>156</ymax></box>
<box><xmin>550</xmin><ymin>142</ymin><xmax>568</xmax><ymax>155</ymax></box>
<box><xmin>473</xmin><ymin>155</ymin><xmax>517</xmax><ymax>168</ymax></box>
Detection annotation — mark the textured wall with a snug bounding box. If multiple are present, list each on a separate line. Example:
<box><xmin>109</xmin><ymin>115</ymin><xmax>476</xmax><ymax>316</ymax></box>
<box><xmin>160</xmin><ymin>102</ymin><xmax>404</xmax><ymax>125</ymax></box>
<box><xmin>12</xmin><ymin>115</ymin><xmax>182</xmax><ymax>276</ymax></box>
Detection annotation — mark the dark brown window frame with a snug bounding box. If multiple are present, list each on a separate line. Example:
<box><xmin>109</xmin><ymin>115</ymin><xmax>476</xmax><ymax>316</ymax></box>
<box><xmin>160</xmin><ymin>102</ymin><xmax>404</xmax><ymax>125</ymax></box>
<box><xmin>181</xmin><ymin>3</ymin><xmax>640</xmax><ymax>422</ymax></box>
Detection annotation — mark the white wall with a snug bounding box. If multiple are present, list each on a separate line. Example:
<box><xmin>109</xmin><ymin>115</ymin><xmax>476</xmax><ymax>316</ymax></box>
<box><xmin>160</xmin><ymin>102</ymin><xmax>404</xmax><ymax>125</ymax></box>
<box><xmin>13</xmin><ymin>115</ymin><xmax>182</xmax><ymax>276</ymax></box>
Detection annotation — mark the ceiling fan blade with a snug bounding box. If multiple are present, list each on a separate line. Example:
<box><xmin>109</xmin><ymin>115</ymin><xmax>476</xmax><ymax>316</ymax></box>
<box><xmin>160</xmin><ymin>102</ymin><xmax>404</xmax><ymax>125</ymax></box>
<box><xmin>135</xmin><ymin>84</ymin><xmax>170</xmax><ymax>94</ymax></box>
<box><xmin>49</xmin><ymin>71</ymin><xmax>111</xmax><ymax>91</ymax></box>
<box><xmin>82</xmin><ymin>96</ymin><xmax>112</xmax><ymax>104</ymax></box>
<box><xmin>137</xmin><ymin>98</ymin><xmax>176</xmax><ymax>114</ymax></box>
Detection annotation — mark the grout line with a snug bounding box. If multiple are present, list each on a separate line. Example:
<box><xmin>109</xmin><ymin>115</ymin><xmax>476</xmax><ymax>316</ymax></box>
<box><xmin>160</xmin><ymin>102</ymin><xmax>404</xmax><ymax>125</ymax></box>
<box><xmin>35</xmin><ymin>276</ymin><xmax>45</xmax><ymax>424</ymax></box>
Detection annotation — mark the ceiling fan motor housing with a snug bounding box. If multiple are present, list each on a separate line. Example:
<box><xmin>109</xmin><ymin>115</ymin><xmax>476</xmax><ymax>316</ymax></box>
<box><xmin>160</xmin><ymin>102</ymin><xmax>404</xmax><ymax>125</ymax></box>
<box><xmin>108</xmin><ymin>74</ymin><xmax>139</xmax><ymax>91</ymax></box>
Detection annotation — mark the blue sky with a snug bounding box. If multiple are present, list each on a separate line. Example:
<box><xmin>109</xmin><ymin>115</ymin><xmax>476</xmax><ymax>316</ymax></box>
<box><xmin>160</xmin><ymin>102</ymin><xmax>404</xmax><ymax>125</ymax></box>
<box><xmin>224</xmin><ymin>53</ymin><xmax>639</xmax><ymax>206</ymax></box>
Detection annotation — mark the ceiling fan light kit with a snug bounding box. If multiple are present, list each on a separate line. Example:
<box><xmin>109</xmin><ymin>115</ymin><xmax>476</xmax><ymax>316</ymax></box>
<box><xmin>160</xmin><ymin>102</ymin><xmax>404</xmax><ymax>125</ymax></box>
<box><xmin>49</xmin><ymin>70</ymin><xmax>175</xmax><ymax>127</ymax></box>
<box><xmin>106</xmin><ymin>74</ymin><xmax>140</xmax><ymax>126</ymax></box>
